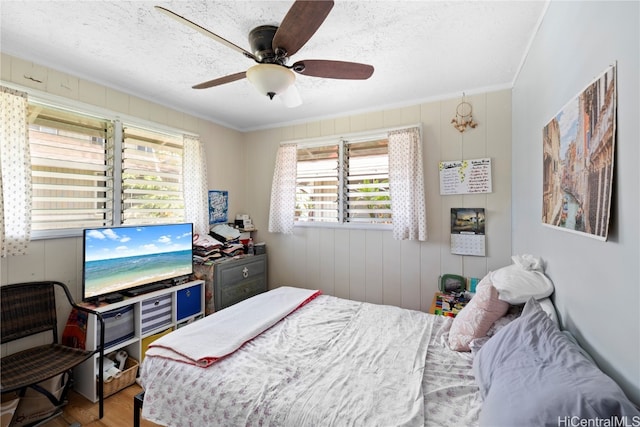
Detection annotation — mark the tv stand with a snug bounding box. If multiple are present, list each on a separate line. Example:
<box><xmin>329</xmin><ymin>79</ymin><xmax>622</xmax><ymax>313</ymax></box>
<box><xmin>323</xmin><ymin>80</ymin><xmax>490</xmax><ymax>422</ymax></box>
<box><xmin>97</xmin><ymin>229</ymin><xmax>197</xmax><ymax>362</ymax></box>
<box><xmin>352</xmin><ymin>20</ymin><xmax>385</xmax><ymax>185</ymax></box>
<box><xmin>73</xmin><ymin>280</ymin><xmax>205</xmax><ymax>403</ymax></box>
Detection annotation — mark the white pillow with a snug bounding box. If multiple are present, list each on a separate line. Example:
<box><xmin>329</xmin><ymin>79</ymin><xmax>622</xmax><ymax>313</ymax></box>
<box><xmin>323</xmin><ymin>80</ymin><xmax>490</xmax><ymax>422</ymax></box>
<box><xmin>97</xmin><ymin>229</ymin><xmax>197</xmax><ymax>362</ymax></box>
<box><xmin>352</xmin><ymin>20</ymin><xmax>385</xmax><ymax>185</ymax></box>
<box><xmin>490</xmin><ymin>264</ymin><xmax>554</xmax><ymax>304</ymax></box>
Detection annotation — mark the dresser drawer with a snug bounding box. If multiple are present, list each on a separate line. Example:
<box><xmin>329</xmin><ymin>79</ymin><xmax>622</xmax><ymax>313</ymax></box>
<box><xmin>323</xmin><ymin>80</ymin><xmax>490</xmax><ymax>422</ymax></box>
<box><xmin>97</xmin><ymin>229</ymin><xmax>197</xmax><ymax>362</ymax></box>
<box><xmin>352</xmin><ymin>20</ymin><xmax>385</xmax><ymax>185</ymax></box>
<box><xmin>214</xmin><ymin>254</ymin><xmax>267</xmax><ymax>311</ymax></box>
<box><xmin>141</xmin><ymin>293</ymin><xmax>173</xmax><ymax>335</ymax></box>
<box><xmin>218</xmin><ymin>278</ymin><xmax>266</xmax><ymax>310</ymax></box>
<box><xmin>218</xmin><ymin>257</ymin><xmax>265</xmax><ymax>285</ymax></box>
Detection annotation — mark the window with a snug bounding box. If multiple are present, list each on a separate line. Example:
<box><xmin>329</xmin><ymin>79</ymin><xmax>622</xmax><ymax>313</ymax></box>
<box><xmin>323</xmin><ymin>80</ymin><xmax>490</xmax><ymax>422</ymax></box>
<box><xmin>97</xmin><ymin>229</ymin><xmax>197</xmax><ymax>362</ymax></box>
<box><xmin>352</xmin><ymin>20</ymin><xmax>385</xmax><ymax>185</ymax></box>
<box><xmin>28</xmin><ymin>102</ymin><xmax>185</xmax><ymax>237</ymax></box>
<box><xmin>28</xmin><ymin>104</ymin><xmax>113</xmax><ymax>232</ymax></box>
<box><xmin>295</xmin><ymin>144</ymin><xmax>339</xmax><ymax>222</ymax></box>
<box><xmin>122</xmin><ymin>126</ymin><xmax>185</xmax><ymax>224</ymax></box>
<box><xmin>344</xmin><ymin>138</ymin><xmax>391</xmax><ymax>223</ymax></box>
<box><xmin>294</xmin><ymin>135</ymin><xmax>391</xmax><ymax>225</ymax></box>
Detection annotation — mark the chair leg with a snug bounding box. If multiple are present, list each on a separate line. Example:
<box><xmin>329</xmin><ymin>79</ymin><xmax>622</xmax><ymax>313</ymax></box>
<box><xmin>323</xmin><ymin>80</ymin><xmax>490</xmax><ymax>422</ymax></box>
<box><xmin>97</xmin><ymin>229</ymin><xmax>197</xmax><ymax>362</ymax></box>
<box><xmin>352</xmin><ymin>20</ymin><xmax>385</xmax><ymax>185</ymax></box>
<box><xmin>134</xmin><ymin>391</ymin><xmax>145</xmax><ymax>427</ymax></box>
<box><xmin>98</xmin><ymin>354</ymin><xmax>104</xmax><ymax>419</ymax></box>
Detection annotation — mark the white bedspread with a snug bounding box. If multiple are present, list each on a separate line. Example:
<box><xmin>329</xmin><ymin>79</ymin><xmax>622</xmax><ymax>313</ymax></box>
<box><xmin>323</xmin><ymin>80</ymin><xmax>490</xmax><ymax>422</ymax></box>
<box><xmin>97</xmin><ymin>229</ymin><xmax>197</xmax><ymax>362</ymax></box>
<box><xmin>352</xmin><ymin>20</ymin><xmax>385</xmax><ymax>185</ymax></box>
<box><xmin>139</xmin><ymin>292</ymin><xmax>481</xmax><ymax>427</ymax></box>
<box><xmin>145</xmin><ymin>286</ymin><xmax>320</xmax><ymax>366</ymax></box>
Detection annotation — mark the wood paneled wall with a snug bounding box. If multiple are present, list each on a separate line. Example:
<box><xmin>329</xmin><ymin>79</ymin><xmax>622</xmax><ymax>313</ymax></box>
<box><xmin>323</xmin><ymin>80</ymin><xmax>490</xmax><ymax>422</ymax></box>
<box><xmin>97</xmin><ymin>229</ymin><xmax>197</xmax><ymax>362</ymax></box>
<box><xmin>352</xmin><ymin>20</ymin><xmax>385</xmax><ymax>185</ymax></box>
<box><xmin>0</xmin><ymin>52</ymin><xmax>245</xmax><ymax>303</ymax></box>
<box><xmin>243</xmin><ymin>90</ymin><xmax>512</xmax><ymax>312</ymax></box>
<box><xmin>1</xmin><ymin>52</ymin><xmax>512</xmax><ymax>317</ymax></box>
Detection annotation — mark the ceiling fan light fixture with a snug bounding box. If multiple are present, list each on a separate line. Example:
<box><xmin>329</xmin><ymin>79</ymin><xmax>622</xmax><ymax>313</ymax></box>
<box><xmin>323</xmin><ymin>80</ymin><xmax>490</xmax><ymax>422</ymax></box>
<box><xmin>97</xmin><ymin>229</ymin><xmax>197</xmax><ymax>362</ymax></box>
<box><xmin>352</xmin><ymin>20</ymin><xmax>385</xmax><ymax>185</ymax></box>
<box><xmin>246</xmin><ymin>64</ymin><xmax>295</xmax><ymax>100</ymax></box>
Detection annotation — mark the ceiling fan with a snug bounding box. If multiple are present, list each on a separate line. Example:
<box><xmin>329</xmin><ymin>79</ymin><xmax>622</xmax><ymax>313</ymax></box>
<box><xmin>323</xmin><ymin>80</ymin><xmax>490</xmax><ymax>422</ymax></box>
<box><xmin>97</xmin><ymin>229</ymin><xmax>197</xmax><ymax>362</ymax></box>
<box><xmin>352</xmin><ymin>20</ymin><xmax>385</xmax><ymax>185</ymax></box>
<box><xmin>155</xmin><ymin>0</ymin><xmax>374</xmax><ymax>107</ymax></box>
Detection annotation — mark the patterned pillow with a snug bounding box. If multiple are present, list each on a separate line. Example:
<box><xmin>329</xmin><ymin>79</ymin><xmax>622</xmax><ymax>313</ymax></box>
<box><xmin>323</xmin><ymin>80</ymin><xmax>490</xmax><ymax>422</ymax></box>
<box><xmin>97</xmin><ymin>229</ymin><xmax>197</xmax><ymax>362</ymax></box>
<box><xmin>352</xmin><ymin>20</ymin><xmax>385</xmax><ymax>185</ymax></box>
<box><xmin>448</xmin><ymin>276</ymin><xmax>509</xmax><ymax>351</ymax></box>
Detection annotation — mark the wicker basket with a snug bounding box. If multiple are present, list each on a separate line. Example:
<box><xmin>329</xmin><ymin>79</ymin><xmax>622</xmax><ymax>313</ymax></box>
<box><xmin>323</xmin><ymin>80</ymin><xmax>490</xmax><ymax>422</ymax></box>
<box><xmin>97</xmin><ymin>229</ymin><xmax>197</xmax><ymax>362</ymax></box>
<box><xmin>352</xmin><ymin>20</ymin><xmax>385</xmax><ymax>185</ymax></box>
<box><xmin>101</xmin><ymin>357</ymin><xmax>139</xmax><ymax>398</ymax></box>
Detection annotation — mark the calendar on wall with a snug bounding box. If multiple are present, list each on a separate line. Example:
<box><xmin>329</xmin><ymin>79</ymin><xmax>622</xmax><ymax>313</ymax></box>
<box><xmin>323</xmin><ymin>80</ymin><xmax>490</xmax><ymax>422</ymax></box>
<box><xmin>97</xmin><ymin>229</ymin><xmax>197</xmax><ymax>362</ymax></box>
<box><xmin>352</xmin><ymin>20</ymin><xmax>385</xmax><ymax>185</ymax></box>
<box><xmin>450</xmin><ymin>208</ymin><xmax>486</xmax><ymax>257</ymax></box>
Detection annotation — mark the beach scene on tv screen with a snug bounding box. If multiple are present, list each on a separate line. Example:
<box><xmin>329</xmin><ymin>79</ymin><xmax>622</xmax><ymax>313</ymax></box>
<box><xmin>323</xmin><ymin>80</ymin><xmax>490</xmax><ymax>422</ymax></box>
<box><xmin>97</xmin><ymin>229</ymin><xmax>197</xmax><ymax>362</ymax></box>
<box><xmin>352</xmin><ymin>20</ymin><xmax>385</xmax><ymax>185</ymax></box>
<box><xmin>84</xmin><ymin>224</ymin><xmax>192</xmax><ymax>298</ymax></box>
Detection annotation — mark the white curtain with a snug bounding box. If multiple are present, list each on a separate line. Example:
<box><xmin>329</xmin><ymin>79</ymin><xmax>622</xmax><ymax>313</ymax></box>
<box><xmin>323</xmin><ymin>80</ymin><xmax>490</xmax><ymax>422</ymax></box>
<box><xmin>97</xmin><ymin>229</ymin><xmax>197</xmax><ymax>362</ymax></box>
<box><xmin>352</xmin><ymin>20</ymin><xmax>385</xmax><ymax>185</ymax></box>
<box><xmin>388</xmin><ymin>126</ymin><xmax>427</xmax><ymax>241</ymax></box>
<box><xmin>182</xmin><ymin>135</ymin><xmax>209</xmax><ymax>237</ymax></box>
<box><xmin>0</xmin><ymin>86</ymin><xmax>32</xmax><ymax>257</ymax></box>
<box><xmin>268</xmin><ymin>144</ymin><xmax>297</xmax><ymax>234</ymax></box>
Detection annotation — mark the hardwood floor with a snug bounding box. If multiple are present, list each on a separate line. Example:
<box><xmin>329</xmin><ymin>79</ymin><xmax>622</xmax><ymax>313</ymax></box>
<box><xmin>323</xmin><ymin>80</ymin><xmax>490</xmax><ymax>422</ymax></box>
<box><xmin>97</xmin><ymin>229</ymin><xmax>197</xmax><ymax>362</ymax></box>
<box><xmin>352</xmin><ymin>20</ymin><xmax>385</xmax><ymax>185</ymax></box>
<box><xmin>41</xmin><ymin>384</ymin><xmax>161</xmax><ymax>427</ymax></box>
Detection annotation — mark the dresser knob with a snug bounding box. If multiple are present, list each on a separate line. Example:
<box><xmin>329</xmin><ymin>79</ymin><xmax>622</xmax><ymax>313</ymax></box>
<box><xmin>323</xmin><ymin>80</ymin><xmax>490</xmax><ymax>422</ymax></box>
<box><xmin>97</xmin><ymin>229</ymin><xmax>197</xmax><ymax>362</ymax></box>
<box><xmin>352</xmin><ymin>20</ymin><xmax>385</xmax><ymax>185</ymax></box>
<box><xmin>242</xmin><ymin>267</ymin><xmax>249</xmax><ymax>278</ymax></box>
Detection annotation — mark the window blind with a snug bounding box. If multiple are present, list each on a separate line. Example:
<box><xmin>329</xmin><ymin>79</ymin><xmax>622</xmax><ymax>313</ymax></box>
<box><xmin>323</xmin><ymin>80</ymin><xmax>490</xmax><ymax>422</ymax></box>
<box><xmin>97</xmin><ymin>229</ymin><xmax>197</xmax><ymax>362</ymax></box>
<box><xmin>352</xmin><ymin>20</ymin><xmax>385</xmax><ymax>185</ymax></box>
<box><xmin>121</xmin><ymin>126</ymin><xmax>184</xmax><ymax>224</ymax></box>
<box><xmin>28</xmin><ymin>105</ymin><xmax>113</xmax><ymax>231</ymax></box>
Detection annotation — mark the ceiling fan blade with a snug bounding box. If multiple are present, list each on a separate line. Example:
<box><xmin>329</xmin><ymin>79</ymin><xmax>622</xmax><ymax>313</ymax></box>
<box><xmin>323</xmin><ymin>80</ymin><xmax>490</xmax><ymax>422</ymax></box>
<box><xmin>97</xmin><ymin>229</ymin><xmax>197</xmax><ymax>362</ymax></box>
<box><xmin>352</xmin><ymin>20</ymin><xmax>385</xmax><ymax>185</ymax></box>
<box><xmin>272</xmin><ymin>0</ymin><xmax>334</xmax><ymax>57</ymax></box>
<box><xmin>192</xmin><ymin>72</ymin><xmax>247</xmax><ymax>89</ymax></box>
<box><xmin>292</xmin><ymin>60</ymin><xmax>374</xmax><ymax>80</ymax></box>
<box><xmin>155</xmin><ymin>6</ymin><xmax>257</xmax><ymax>61</ymax></box>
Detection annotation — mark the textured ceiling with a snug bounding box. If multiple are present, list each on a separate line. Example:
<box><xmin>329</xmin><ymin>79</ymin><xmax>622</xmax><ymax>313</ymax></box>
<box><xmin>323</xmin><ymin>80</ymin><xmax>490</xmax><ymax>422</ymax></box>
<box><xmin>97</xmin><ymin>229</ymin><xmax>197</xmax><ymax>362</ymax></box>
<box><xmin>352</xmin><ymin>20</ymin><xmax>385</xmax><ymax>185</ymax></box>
<box><xmin>1</xmin><ymin>1</ymin><xmax>548</xmax><ymax>131</ymax></box>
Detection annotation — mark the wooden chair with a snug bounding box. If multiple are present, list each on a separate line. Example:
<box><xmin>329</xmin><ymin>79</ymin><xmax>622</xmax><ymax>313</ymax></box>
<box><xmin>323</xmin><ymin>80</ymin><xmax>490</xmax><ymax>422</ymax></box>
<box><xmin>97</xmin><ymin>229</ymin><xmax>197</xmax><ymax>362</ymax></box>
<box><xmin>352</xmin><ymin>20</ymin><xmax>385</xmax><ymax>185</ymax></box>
<box><xmin>1</xmin><ymin>281</ymin><xmax>105</xmax><ymax>424</ymax></box>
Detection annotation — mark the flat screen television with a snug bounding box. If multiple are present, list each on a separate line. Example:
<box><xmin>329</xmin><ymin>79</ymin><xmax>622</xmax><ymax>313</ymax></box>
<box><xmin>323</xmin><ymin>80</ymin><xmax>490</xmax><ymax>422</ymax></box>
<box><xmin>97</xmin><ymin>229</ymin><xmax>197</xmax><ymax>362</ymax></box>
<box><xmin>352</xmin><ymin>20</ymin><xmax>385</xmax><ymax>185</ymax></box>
<box><xmin>82</xmin><ymin>223</ymin><xmax>193</xmax><ymax>301</ymax></box>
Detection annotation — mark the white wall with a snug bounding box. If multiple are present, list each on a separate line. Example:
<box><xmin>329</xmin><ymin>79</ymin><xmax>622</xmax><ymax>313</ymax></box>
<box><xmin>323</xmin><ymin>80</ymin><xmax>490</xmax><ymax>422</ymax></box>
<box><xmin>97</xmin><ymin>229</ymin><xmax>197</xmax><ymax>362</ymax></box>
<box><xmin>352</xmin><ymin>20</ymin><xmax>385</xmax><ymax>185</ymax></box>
<box><xmin>244</xmin><ymin>91</ymin><xmax>513</xmax><ymax>312</ymax></box>
<box><xmin>512</xmin><ymin>1</ymin><xmax>639</xmax><ymax>404</ymax></box>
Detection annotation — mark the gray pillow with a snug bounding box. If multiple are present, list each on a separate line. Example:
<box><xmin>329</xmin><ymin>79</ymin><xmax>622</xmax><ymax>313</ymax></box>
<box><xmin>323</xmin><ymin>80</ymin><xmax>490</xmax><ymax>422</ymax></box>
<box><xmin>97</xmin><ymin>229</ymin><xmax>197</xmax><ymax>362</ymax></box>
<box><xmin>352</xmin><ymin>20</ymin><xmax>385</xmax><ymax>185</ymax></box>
<box><xmin>473</xmin><ymin>297</ymin><xmax>639</xmax><ymax>427</ymax></box>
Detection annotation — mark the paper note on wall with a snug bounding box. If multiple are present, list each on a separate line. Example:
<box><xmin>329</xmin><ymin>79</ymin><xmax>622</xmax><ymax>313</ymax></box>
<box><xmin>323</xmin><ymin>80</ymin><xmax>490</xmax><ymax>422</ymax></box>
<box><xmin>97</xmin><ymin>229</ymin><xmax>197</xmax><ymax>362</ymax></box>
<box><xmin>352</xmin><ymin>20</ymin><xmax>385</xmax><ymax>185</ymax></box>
<box><xmin>439</xmin><ymin>158</ymin><xmax>492</xmax><ymax>195</ymax></box>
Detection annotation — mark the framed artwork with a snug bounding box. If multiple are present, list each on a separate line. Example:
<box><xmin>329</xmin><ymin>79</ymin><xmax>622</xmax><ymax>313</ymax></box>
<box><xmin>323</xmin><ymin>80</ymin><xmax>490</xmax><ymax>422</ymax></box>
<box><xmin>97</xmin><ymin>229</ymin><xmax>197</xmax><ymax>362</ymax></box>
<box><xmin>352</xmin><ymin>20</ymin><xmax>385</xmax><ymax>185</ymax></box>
<box><xmin>542</xmin><ymin>64</ymin><xmax>616</xmax><ymax>241</ymax></box>
<box><xmin>208</xmin><ymin>190</ymin><xmax>228</xmax><ymax>224</ymax></box>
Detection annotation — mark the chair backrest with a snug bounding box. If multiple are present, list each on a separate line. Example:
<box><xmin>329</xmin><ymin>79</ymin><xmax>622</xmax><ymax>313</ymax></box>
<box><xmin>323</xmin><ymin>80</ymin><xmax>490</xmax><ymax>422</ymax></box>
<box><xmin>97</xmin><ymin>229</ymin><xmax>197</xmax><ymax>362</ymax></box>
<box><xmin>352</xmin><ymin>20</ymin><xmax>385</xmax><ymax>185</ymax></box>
<box><xmin>1</xmin><ymin>281</ymin><xmax>59</xmax><ymax>344</ymax></box>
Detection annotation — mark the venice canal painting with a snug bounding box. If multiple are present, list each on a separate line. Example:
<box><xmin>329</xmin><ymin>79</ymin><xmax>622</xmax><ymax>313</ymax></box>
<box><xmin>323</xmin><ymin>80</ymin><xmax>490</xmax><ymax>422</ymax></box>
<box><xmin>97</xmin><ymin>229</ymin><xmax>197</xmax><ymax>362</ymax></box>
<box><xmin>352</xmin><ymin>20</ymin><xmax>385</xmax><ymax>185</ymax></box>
<box><xmin>542</xmin><ymin>65</ymin><xmax>616</xmax><ymax>241</ymax></box>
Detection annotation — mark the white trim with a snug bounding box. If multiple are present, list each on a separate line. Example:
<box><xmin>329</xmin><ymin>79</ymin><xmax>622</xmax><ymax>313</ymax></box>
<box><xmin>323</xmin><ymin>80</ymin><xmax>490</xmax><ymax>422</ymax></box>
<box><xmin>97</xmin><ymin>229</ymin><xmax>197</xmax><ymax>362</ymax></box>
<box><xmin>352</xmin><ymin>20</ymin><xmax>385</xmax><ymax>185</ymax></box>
<box><xmin>113</xmin><ymin>120</ymin><xmax>123</xmax><ymax>226</ymax></box>
<box><xmin>338</xmin><ymin>142</ymin><xmax>345</xmax><ymax>222</ymax></box>
<box><xmin>294</xmin><ymin>220</ymin><xmax>393</xmax><ymax>232</ymax></box>
<box><xmin>280</xmin><ymin>123</ymin><xmax>422</xmax><ymax>147</ymax></box>
<box><xmin>31</xmin><ymin>228</ymin><xmax>82</xmax><ymax>240</ymax></box>
<box><xmin>512</xmin><ymin>0</ymin><xmax>551</xmax><ymax>87</ymax></box>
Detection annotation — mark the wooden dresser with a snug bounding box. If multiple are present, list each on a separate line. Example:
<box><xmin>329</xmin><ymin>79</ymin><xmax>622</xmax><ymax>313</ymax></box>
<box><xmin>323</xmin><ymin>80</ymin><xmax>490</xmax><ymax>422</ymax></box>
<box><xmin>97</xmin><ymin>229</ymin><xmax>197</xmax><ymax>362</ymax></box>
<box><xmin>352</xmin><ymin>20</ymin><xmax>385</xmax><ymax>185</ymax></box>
<box><xmin>193</xmin><ymin>254</ymin><xmax>268</xmax><ymax>312</ymax></box>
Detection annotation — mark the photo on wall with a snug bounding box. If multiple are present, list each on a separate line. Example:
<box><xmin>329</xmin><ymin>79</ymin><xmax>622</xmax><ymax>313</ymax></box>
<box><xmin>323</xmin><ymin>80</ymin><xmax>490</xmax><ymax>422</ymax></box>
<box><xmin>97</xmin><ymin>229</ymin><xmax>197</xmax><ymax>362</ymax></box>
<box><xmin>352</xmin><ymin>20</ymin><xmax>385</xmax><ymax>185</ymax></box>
<box><xmin>542</xmin><ymin>64</ymin><xmax>616</xmax><ymax>241</ymax></box>
<box><xmin>208</xmin><ymin>190</ymin><xmax>228</xmax><ymax>224</ymax></box>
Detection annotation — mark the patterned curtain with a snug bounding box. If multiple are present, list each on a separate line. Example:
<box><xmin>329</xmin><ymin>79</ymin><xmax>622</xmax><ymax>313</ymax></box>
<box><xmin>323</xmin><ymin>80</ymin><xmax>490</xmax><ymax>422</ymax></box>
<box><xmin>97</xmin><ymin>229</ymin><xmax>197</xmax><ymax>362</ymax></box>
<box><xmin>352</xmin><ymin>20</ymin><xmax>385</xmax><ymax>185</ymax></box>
<box><xmin>182</xmin><ymin>135</ymin><xmax>209</xmax><ymax>237</ymax></box>
<box><xmin>268</xmin><ymin>144</ymin><xmax>297</xmax><ymax>234</ymax></box>
<box><xmin>0</xmin><ymin>86</ymin><xmax>32</xmax><ymax>256</ymax></box>
<box><xmin>388</xmin><ymin>126</ymin><xmax>427</xmax><ymax>241</ymax></box>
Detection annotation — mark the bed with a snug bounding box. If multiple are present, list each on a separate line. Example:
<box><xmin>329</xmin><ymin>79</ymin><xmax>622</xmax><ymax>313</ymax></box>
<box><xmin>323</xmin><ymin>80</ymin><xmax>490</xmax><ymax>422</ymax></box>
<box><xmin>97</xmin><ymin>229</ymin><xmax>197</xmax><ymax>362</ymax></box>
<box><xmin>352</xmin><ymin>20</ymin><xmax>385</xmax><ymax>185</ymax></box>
<box><xmin>139</xmin><ymin>287</ymin><xmax>481</xmax><ymax>426</ymax></box>
<box><xmin>138</xmin><ymin>261</ymin><xmax>640</xmax><ymax>427</ymax></box>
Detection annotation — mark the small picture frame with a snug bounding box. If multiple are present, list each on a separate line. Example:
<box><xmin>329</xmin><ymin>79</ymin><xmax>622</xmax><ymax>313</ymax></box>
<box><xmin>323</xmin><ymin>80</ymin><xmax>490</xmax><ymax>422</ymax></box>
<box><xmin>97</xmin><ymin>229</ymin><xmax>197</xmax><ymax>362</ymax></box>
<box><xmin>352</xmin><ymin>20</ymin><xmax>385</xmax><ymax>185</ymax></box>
<box><xmin>208</xmin><ymin>190</ymin><xmax>228</xmax><ymax>224</ymax></box>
